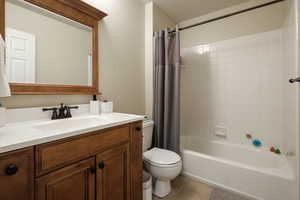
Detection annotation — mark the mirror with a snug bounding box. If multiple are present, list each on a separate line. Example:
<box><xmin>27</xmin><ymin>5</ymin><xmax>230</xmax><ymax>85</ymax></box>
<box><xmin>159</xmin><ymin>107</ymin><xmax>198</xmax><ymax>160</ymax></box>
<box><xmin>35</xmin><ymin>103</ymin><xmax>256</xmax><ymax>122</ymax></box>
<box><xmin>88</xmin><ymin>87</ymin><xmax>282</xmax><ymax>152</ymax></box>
<box><xmin>5</xmin><ymin>0</ymin><xmax>93</xmax><ymax>86</ymax></box>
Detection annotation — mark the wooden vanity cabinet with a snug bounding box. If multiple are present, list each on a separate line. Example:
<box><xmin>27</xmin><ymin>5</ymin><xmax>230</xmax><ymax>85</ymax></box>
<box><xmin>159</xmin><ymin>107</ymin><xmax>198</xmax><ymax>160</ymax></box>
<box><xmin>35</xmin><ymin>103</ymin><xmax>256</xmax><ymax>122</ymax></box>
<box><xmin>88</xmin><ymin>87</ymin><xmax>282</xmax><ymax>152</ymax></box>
<box><xmin>0</xmin><ymin>121</ymin><xmax>143</xmax><ymax>200</ymax></box>
<box><xmin>130</xmin><ymin>122</ymin><xmax>143</xmax><ymax>200</ymax></box>
<box><xmin>35</xmin><ymin>125</ymin><xmax>131</xmax><ymax>176</ymax></box>
<box><xmin>0</xmin><ymin>147</ymin><xmax>34</xmax><ymax>200</ymax></box>
<box><xmin>36</xmin><ymin>157</ymin><xmax>95</xmax><ymax>200</ymax></box>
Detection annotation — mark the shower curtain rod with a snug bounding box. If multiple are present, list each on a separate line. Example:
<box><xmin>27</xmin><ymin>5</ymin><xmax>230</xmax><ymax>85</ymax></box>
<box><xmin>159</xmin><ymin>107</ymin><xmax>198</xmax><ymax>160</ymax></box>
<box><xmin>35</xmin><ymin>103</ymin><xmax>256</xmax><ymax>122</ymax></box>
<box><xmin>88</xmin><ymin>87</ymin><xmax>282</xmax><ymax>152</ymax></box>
<box><xmin>171</xmin><ymin>0</ymin><xmax>285</xmax><ymax>33</ymax></box>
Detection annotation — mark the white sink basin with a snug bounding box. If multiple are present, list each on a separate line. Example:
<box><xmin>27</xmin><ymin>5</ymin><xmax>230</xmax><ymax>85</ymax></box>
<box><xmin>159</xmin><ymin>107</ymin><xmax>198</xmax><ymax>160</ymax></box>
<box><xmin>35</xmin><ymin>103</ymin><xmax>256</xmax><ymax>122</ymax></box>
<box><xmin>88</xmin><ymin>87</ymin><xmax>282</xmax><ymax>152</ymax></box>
<box><xmin>34</xmin><ymin>116</ymin><xmax>108</xmax><ymax>132</ymax></box>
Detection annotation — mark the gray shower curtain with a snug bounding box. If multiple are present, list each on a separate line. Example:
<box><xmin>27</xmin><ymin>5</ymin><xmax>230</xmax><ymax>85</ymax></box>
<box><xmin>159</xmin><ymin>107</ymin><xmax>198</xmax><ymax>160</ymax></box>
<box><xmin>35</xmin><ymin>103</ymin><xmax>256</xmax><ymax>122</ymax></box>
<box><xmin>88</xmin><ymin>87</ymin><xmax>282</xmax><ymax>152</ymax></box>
<box><xmin>153</xmin><ymin>27</ymin><xmax>181</xmax><ymax>154</ymax></box>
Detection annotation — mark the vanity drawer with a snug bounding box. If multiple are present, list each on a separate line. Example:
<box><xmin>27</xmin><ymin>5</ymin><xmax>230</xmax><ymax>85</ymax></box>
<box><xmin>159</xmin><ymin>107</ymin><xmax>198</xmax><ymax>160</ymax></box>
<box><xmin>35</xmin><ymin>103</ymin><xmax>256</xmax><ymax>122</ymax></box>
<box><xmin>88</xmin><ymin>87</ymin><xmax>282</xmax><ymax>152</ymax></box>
<box><xmin>35</xmin><ymin>125</ymin><xmax>130</xmax><ymax>176</ymax></box>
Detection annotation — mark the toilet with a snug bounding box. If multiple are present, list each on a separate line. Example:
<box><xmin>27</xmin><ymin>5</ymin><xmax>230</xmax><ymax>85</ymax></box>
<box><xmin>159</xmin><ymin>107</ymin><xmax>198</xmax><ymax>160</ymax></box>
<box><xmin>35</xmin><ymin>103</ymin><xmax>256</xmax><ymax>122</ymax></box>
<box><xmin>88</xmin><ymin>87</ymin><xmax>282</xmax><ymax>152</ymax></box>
<box><xmin>143</xmin><ymin>120</ymin><xmax>182</xmax><ymax>198</ymax></box>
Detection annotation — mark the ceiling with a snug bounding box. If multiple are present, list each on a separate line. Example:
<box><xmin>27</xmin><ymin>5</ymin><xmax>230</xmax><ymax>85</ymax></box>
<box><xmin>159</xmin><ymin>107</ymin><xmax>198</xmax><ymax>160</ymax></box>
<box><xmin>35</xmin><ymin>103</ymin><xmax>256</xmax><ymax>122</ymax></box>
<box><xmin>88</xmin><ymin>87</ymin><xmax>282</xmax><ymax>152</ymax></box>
<box><xmin>154</xmin><ymin>0</ymin><xmax>251</xmax><ymax>22</ymax></box>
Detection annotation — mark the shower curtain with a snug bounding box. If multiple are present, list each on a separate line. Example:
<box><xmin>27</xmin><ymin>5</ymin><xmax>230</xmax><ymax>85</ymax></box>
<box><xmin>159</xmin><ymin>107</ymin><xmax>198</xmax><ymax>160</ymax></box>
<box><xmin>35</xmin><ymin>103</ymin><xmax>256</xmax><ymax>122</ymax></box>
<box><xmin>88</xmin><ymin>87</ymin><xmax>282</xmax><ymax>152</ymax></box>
<box><xmin>153</xmin><ymin>27</ymin><xmax>181</xmax><ymax>154</ymax></box>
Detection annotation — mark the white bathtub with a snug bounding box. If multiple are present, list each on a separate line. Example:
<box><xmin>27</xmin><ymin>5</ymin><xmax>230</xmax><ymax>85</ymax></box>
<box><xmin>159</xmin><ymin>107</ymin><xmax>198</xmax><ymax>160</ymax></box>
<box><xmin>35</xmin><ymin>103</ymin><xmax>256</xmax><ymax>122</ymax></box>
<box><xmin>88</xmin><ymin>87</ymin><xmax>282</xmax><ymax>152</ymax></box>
<box><xmin>182</xmin><ymin>138</ymin><xmax>296</xmax><ymax>200</ymax></box>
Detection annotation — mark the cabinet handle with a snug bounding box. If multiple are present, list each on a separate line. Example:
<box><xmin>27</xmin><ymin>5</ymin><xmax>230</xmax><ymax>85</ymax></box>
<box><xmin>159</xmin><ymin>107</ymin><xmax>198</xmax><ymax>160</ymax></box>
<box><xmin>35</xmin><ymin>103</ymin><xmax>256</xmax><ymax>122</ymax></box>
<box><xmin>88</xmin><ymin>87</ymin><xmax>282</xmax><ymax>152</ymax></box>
<box><xmin>98</xmin><ymin>161</ymin><xmax>105</xmax><ymax>169</ymax></box>
<box><xmin>5</xmin><ymin>164</ymin><xmax>18</xmax><ymax>176</ymax></box>
<box><xmin>89</xmin><ymin>167</ymin><xmax>96</xmax><ymax>174</ymax></box>
<box><xmin>135</xmin><ymin>127</ymin><xmax>142</xmax><ymax>131</ymax></box>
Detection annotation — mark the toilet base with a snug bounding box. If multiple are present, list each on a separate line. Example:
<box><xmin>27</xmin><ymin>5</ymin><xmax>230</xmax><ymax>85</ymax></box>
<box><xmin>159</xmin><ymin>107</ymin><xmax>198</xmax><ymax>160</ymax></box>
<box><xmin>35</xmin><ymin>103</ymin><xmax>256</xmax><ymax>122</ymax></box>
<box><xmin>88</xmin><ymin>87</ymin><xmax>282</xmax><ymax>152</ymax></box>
<box><xmin>153</xmin><ymin>179</ymin><xmax>171</xmax><ymax>198</ymax></box>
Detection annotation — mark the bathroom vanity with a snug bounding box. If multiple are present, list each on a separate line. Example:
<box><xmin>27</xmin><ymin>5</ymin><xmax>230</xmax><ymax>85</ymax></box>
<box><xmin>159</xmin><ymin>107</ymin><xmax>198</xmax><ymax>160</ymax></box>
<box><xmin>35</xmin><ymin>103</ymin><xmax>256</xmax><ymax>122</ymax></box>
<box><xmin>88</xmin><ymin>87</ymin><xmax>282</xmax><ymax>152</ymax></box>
<box><xmin>0</xmin><ymin>0</ymin><xmax>145</xmax><ymax>199</ymax></box>
<box><xmin>0</xmin><ymin>111</ymin><xmax>143</xmax><ymax>200</ymax></box>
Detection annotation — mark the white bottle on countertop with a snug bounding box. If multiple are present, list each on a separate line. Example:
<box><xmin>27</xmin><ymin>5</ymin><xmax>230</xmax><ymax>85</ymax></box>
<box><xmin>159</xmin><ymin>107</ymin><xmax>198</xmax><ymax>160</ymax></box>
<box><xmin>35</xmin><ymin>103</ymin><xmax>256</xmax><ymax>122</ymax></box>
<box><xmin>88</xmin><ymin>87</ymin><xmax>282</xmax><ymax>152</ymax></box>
<box><xmin>90</xmin><ymin>95</ymin><xmax>100</xmax><ymax>115</ymax></box>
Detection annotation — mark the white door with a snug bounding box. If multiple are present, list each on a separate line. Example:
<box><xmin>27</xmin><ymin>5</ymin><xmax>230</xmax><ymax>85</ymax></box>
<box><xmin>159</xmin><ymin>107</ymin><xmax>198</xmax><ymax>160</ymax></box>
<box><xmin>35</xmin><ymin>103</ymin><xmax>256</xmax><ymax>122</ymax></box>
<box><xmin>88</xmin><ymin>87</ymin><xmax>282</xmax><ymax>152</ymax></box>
<box><xmin>6</xmin><ymin>28</ymin><xmax>36</xmax><ymax>83</ymax></box>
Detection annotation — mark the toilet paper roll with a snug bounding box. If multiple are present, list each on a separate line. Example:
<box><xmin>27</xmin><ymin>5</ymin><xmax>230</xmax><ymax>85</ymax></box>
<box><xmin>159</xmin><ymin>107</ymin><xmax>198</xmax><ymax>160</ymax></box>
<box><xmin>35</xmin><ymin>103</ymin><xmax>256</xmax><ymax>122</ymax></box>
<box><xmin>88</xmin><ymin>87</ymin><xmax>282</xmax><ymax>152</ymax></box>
<box><xmin>90</xmin><ymin>100</ymin><xmax>100</xmax><ymax>115</ymax></box>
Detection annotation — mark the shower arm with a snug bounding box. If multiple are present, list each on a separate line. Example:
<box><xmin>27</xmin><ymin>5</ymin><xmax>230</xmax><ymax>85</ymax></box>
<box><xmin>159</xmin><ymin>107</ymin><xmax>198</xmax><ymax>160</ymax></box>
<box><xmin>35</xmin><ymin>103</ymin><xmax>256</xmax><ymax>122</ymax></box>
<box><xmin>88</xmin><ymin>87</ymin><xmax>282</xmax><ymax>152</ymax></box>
<box><xmin>289</xmin><ymin>77</ymin><xmax>300</xmax><ymax>83</ymax></box>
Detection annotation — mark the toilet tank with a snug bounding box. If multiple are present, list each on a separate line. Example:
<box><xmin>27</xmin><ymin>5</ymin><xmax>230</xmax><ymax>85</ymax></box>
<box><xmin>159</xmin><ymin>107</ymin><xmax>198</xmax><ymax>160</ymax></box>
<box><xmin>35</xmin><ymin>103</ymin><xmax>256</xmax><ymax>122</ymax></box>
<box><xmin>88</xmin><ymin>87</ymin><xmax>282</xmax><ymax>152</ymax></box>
<box><xmin>143</xmin><ymin>120</ymin><xmax>154</xmax><ymax>152</ymax></box>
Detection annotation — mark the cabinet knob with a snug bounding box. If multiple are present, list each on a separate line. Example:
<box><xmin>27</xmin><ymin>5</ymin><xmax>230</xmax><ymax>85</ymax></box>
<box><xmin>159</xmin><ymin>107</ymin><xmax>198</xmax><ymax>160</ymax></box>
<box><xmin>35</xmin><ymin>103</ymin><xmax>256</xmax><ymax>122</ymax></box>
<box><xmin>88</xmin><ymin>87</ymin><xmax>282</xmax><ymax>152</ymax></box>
<box><xmin>5</xmin><ymin>164</ymin><xmax>18</xmax><ymax>176</ymax></box>
<box><xmin>135</xmin><ymin>127</ymin><xmax>142</xmax><ymax>131</ymax></box>
<box><xmin>98</xmin><ymin>161</ymin><xmax>105</xmax><ymax>169</ymax></box>
<box><xmin>89</xmin><ymin>167</ymin><xmax>96</xmax><ymax>174</ymax></box>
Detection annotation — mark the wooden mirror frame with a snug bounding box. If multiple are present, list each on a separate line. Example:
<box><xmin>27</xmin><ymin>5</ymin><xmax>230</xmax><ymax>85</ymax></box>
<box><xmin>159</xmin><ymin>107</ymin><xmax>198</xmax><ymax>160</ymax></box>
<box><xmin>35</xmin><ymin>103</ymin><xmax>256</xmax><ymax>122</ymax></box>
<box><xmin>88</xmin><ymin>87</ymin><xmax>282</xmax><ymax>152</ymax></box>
<box><xmin>0</xmin><ymin>0</ymin><xmax>107</xmax><ymax>95</ymax></box>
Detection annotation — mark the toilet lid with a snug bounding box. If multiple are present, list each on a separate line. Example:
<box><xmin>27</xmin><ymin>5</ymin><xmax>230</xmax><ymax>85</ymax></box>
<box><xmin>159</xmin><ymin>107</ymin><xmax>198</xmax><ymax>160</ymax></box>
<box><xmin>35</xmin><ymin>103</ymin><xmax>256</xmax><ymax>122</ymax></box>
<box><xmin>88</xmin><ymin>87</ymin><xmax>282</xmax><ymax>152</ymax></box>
<box><xmin>143</xmin><ymin>148</ymin><xmax>181</xmax><ymax>165</ymax></box>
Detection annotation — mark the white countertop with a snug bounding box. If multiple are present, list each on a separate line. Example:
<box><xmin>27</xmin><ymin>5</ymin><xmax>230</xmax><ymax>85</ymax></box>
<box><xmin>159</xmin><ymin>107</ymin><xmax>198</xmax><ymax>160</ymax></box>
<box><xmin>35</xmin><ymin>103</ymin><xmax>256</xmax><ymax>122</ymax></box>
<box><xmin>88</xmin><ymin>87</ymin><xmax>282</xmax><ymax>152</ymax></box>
<box><xmin>0</xmin><ymin>112</ymin><xmax>144</xmax><ymax>154</ymax></box>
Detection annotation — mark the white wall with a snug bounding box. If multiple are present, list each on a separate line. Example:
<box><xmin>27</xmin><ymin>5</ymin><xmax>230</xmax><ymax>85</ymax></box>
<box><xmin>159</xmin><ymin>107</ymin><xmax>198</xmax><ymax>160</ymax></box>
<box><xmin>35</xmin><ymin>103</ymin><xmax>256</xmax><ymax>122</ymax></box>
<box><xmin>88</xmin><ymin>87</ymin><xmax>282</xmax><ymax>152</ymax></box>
<box><xmin>144</xmin><ymin>1</ymin><xmax>176</xmax><ymax>118</ymax></box>
<box><xmin>288</xmin><ymin>0</ymin><xmax>300</xmax><ymax>198</ymax></box>
<box><xmin>182</xmin><ymin>29</ymin><xmax>292</xmax><ymax>148</ymax></box>
<box><xmin>153</xmin><ymin>3</ymin><xmax>176</xmax><ymax>32</ymax></box>
<box><xmin>180</xmin><ymin>2</ymin><xmax>294</xmax><ymax>151</ymax></box>
<box><xmin>180</xmin><ymin>1</ymin><xmax>286</xmax><ymax>48</ymax></box>
<box><xmin>145</xmin><ymin>2</ymin><xmax>154</xmax><ymax>118</ymax></box>
<box><xmin>297</xmin><ymin>0</ymin><xmax>300</xmax><ymax>197</ymax></box>
<box><xmin>283</xmin><ymin>0</ymin><xmax>300</xmax><ymax>199</ymax></box>
<box><xmin>181</xmin><ymin>3</ymin><xmax>299</xmax><ymax>197</ymax></box>
<box><xmin>1</xmin><ymin>0</ymin><xmax>146</xmax><ymax>115</ymax></box>
<box><xmin>296</xmin><ymin>0</ymin><xmax>300</xmax><ymax>197</ymax></box>
<box><xmin>282</xmin><ymin>0</ymin><xmax>298</xmax><ymax>165</ymax></box>
<box><xmin>83</xmin><ymin>0</ymin><xmax>145</xmax><ymax>114</ymax></box>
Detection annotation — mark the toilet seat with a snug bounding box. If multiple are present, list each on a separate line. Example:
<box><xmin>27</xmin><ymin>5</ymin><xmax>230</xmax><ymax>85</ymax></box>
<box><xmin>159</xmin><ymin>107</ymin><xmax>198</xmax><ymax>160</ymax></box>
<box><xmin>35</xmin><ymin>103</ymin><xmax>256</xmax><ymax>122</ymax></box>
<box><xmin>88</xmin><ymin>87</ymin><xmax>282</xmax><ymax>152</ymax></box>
<box><xmin>143</xmin><ymin>148</ymin><xmax>181</xmax><ymax>168</ymax></box>
<box><xmin>144</xmin><ymin>159</ymin><xmax>182</xmax><ymax>168</ymax></box>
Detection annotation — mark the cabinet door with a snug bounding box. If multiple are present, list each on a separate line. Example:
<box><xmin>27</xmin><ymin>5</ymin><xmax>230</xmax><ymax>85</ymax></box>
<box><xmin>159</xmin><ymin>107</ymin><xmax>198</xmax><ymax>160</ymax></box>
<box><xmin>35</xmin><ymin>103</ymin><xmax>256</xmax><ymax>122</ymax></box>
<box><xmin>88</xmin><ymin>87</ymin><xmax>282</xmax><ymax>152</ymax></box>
<box><xmin>0</xmin><ymin>147</ymin><xmax>34</xmax><ymax>200</ymax></box>
<box><xmin>96</xmin><ymin>143</ymin><xmax>130</xmax><ymax>200</ymax></box>
<box><xmin>36</xmin><ymin>157</ymin><xmax>95</xmax><ymax>200</ymax></box>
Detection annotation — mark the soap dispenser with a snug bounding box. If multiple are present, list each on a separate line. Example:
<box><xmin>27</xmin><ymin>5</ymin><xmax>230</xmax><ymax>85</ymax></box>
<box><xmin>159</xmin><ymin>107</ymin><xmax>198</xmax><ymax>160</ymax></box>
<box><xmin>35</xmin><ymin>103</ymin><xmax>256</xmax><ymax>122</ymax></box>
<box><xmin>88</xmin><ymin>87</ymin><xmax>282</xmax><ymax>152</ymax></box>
<box><xmin>90</xmin><ymin>95</ymin><xmax>100</xmax><ymax>115</ymax></box>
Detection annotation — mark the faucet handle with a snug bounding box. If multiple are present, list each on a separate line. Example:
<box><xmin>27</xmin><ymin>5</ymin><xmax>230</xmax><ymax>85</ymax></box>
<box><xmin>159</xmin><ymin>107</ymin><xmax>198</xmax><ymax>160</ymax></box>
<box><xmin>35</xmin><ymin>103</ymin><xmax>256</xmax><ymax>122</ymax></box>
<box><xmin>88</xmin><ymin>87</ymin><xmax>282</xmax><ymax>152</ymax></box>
<box><xmin>51</xmin><ymin>108</ymin><xmax>58</xmax><ymax>120</ymax></box>
<box><xmin>65</xmin><ymin>107</ymin><xmax>71</xmax><ymax>118</ymax></box>
<box><xmin>42</xmin><ymin>107</ymin><xmax>58</xmax><ymax>120</ymax></box>
<box><xmin>42</xmin><ymin>107</ymin><xmax>56</xmax><ymax>112</ymax></box>
<box><xmin>65</xmin><ymin>106</ymin><xmax>79</xmax><ymax>118</ymax></box>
